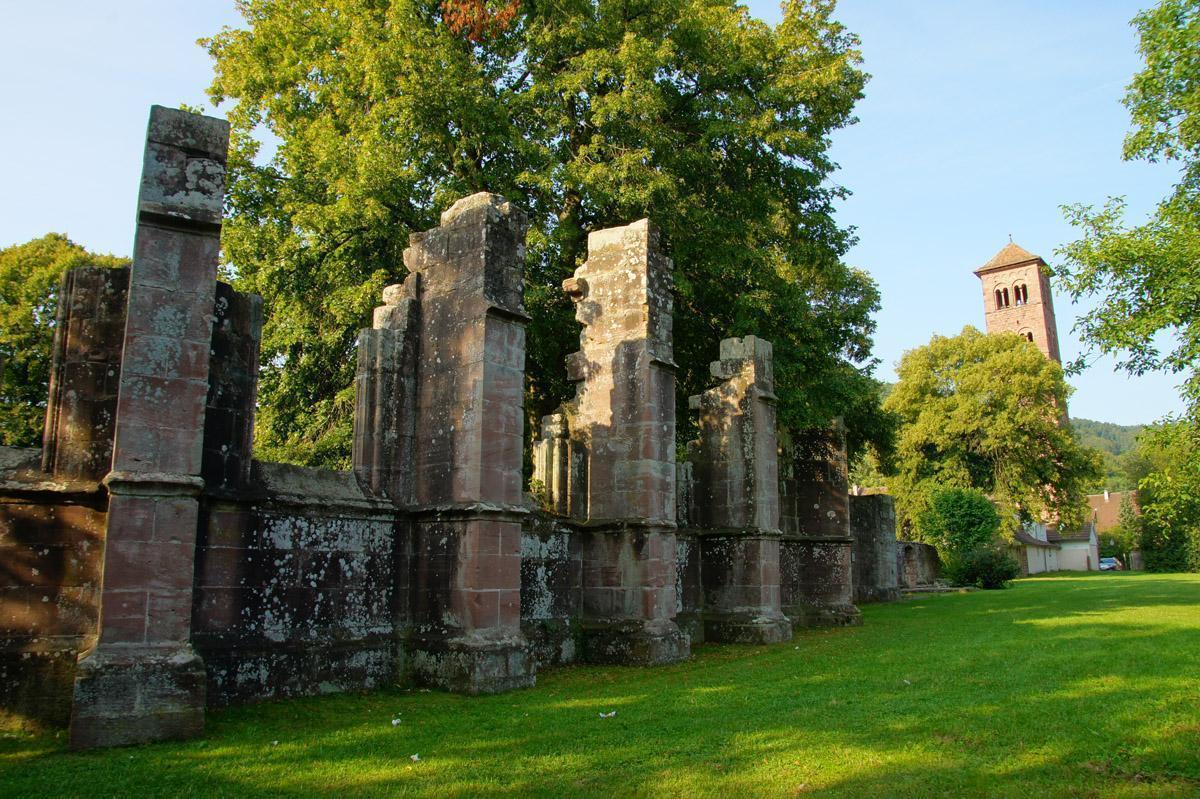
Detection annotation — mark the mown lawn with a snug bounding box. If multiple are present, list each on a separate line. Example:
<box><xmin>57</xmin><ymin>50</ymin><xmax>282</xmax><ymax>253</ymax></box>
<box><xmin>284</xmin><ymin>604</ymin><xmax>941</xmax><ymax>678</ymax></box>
<box><xmin>2</xmin><ymin>572</ymin><xmax>1198</xmax><ymax>798</ymax></box>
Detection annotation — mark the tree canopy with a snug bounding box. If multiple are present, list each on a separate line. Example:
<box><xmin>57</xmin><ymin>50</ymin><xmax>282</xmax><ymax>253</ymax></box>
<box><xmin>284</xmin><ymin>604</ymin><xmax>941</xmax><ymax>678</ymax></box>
<box><xmin>883</xmin><ymin>327</ymin><xmax>1102</xmax><ymax>540</ymax></box>
<box><xmin>918</xmin><ymin>487</ymin><xmax>1000</xmax><ymax>558</ymax></box>
<box><xmin>1057</xmin><ymin>0</ymin><xmax>1200</xmax><ymax>422</ymax></box>
<box><xmin>1128</xmin><ymin>421</ymin><xmax>1200</xmax><ymax>571</ymax></box>
<box><xmin>0</xmin><ymin>234</ymin><xmax>128</xmax><ymax>448</ymax></box>
<box><xmin>202</xmin><ymin>0</ymin><xmax>884</xmax><ymax>468</ymax></box>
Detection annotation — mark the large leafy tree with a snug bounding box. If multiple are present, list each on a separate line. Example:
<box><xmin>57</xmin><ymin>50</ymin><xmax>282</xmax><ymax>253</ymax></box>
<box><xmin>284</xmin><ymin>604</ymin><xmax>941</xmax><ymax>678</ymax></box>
<box><xmin>0</xmin><ymin>234</ymin><xmax>129</xmax><ymax>447</ymax></box>
<box><xmin>1057</xmin><ymin>0</ymin><xmax>1200</xmax><ymax>422</ymax></box>
<box><xmin>1127</xmin><ymin>421</ymin><xmax>1200</xmax><ymax>571</ymax></box>
<box><xmin>884</xmin><ymin>327</ymin><xmax>1102</xmax><ymax>540</ymax></box>
<box><xmin>202</xmin><ymin>0</ymin><xmax>883</xmax><ymax>468</ymax></box>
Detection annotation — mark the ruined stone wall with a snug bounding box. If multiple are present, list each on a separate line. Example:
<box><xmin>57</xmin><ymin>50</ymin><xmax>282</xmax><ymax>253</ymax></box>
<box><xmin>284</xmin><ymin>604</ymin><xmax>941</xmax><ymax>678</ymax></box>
<box><xmin>0</xmin><ymin>449</ymin><xmax>105</xmax><ymax>727</ymax></box>
<box><xmin>519</xmin><ymin>511</ymin><xmax>580</xmax><ymax>667</ymax></box>
<box><xmin>0</xmin><ymin>101</ymin><xmax>882</xmax><ymax>745</ymax></box>
<box><xmin>896</xmin><ymin>541</ymin><xmax>940</xmax><ymax>589</ymax></box>
<box><xmin>193</xmin><ymin>464</ymin><xmax>400</xmax><ymax>705</ymax></box>
<box><xmin>849</xmin><ymin>494</ymin><xmax>900</xmax><ymax>603</ymax></box>
<box><xmin>779</xmin><ymin>426</ymin><xmax>862</xmax><ymax>627</ymax></box>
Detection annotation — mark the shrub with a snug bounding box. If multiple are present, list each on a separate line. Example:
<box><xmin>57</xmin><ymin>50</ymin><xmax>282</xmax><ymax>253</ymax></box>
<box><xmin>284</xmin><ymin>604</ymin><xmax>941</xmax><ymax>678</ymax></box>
<box><xmin>919</xmin><ymin>487</ymin><xmax>1001</xmax><ymax>557</ymax></box>
<box><xmin>943</xmin><ymin>546</ymin><xmax>1021</xmax><ymax>589</ymax></box>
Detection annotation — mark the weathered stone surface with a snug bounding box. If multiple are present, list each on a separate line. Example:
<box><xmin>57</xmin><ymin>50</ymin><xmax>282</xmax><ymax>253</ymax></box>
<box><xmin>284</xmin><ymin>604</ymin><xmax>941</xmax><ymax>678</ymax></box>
<box><xmin>41</xmin><ymin>267</ymin><xmax>130</xmax><ymax>482</ymax></box>
<box><xmin>688</xmin><ymin>337</ymin><xmax>791</xmax><ymax>644</ymax></box>
<box><xmin>202</xmin><ymin>283</ymin><xmax>262</xmax><ymax>493</ymax></box>
<box><xmin>547</xmin><ymin>219</ymin><xmax>689</xmax><ymax>666</ymax></box>
<box><xmin>70</xmin><ymin>106</ymin><xmax>229</xmax><ymax>749</ymax></box>
<box><xmin>192</xmin><ymin>462</ymin><xmax>399</xmax><ymax>705</ymax></box>
<box><xmin>850</xmin><ymin>494</ymin><xmax>900</xmax><ymax>603</ymax></box>
<box><xmin>519</xmin><ymin>511</ymin><xmax>581</xmax><ymax>667</ymax></box>
<box><xmin>69</xmin><ymin>646</ymin><xmax>205</xmax><ymax>749</ymax></box>
<box><xmin>897</xmin><ymin>540</ymin><xmax>940</xmax><ymax>589</ymax></box>
<box><xmin>779</xmin><ymin>423</ymin><xmax>862</xmax><ymax>628</ymax></box>
<box><xmin>401</xmin><ymin>193</ymin><xmax>535</xmax><ymax>693</ymax></box>
<box><xmin>354</xmin><ymin>275</ymin><xmax>419</xmax><ymax>502</ymax></box>
<box><xmin>0</xmin><ymin>475</ymin><xmax>105</xmax><ymax>727</ymax></box>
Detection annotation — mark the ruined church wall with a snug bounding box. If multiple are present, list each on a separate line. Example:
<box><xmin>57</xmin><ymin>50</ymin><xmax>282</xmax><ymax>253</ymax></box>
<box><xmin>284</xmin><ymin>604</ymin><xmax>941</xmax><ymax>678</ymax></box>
<box><xmin>896</xmin><ymin>541</ymin><xmax>940</xmax><ymax>588</ymax></box>
<box><xmin>0</xmin><ymin>450</ymin><xmax>106</xmax><ymax>726</ymax></box>
<box><xmin>192</xmin><ymin>463</ymin><xmax>402</xmax><ymax>706</ymax></box>
<box><xmin>850</xmin><ymin>494</ymin><xmax>900</xmax><ymax>603</ymax></box>
<box><xmin>518</xmin><ymin>512</ymin><xmax>581</xmax><ymax>667</ymax></box>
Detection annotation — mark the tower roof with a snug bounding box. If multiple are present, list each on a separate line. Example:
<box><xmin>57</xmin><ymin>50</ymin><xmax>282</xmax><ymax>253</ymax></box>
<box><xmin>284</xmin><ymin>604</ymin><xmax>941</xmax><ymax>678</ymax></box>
<box><xmin>974</xmin><ymin>242</ymin><xmax>1043</xmax><ymax>276</ymax></box>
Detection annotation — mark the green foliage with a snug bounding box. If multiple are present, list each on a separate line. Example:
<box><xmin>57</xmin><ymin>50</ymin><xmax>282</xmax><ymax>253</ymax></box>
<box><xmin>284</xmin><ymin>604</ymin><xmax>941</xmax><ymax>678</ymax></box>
<box><xmin>942</xmin><ymin>545</ymin><xmax>1021</xmax><ymax>590</ymax></box>
<box><xmin>1134</xmin><ymin>421</ymin><xmax>1200</xmax><ymax>572</ymax></box>
<box><xmin>0</xmin><ymin>234</ymin><xmax>128</xmax><ymax>448</ymax></box>
<box><xmin>883</xmin><ymin>327</ymin><xmax>1103</xmax><ymax>540</ymax></box>
<box><xmin>917</xmin><ymin>487</ymin><xmax>1000</xmax><ymax>559</ymax></box>
<box><xmin>1070</xmin><ymin>417</ymin><xmax>1144</xmax><ymax>490</ymax></box>
<box><xmin>1057</xmin><ymin>0</ymin><xmax>1200</xmax><ymax>424</ymax></box>
<box><xmin>202</xmin><ymin>0</ymin><xmax>884</xmax><ymax>468</ymax></box>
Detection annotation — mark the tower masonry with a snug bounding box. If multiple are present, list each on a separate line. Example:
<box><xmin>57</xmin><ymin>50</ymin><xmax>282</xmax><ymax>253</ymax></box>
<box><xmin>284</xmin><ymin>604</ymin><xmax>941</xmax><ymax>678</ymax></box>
<box><xmin>975</xmin><ymin>242</ymin><xmax>1061</xmax><ymax>363</ymax></box>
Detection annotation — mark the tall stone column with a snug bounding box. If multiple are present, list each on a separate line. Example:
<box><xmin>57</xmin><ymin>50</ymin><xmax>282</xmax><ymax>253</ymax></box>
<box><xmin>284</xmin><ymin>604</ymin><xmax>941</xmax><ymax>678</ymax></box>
<box><xmin>779</xmin><ymin>421</ymin><xmax>863</xmax><ymax>628</ymax></box>
<box><xmin>41</xmin><ymin>266</ymin><xmax>130</xmax><ymax>482</ymax></box>
<box><xmin>691</xmin><ymin>337</ymin><xmax>792</xmax><ymax>644</ymax></box>
<box><xmin>353</xmin><ymin>275</ymin><xmax>420</xmax><ymax>502</ymax></box>
<box><xmin>70</xmin><ymin>107</ymin><xmax>229</xmax><ymax>748</ymax></box>
<box><xmin>405</xmin><ymin>193</ymin><xmax>535</xmax><ymax>693</ymax></box>
<box><xmin>560</xmin><ymin>220</ymin><xmax>689</xmax><ymax>665</ymax></box>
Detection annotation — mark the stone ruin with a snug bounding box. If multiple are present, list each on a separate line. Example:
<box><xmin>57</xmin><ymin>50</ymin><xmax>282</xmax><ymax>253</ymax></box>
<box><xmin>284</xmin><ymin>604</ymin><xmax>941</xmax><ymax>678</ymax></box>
<box><xmin>0</xmin><ymin>106</ymin><xmax>906</xmax><ymax>749</ymax></box>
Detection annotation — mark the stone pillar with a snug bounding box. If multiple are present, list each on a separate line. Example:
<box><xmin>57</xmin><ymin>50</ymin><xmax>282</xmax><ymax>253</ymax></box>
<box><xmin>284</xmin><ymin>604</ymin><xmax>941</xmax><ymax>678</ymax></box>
<box><xmin>558</xmin><ymin>219</ymin><xmax>689</xmax><ymax>665</ymax></box>
<box><xmin>405</xmin><ymin>193</ymin><xmax>535</xmax><ymax>693</ymax></box>
<box><xmin>779</xmin><ymin>422</ymin><xmax>863</xmax><ymax>628</ymax></box>
<box><xmin>691</xmin><ymin>336</ymin><xmax>791</xmax><ymax>644</ymax></box>
<box><xmin>201</xmin><ymin>282</ymin><xmax>262</xmax><ymax>494</ymax></box>
<box><xmin>530</xmin><ymin>412</ymin><xmax>570</xmax><ymax>516</ymax></box>
<box><xmin>353</xmin><ymin>275</ymin><xmax>420</xmax><ymax>502</ymax></box>
<box><xmin>69</xmin><ymin>106</ymin><xmax>229</xmax><ymax>749</ymax></box>
<box><xmin>42</xmin><ymin>266</ymin><xmax>130</xmax><ymax>481</ymax></box>
<box><xmin>850</xmin><ymin>494</ymin><xmax>900</xmax><ymax>603</ymax></box>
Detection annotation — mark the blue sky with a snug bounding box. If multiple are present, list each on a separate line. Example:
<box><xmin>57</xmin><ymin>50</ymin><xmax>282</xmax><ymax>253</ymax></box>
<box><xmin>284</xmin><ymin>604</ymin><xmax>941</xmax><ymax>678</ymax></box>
<box><xmin>0</xmin><ymin>1</ymin><xmax>1185</xmax><ymax>425</ymax></box>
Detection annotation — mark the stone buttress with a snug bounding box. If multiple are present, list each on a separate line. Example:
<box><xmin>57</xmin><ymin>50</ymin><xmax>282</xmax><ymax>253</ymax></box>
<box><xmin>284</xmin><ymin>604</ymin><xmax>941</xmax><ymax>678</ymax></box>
<box><xmin>541</xmin><ymin>219</ymin><xmax>689</xmax><ymax>665</ymax></box>
<box><xmin>393</xmin><ymin>193</ymin><xmax>536</xmax><ymax>693</ymax></box>
<box><xmin>778</xmin><ymin>422</ymin><xmax>863</xmax><ymax>627</ymax></box>
<box><xmin>69</xmin><ymin>107</ymin><xmax>229</xmax><ymax>748</ymax></box>
<box><xmin>689</xmin><ymin>337</ymin><xmax>792</xmax><ymax>644</ymax></box>
<box><xmin>850</xmin><ymin>493</ymin><xmax>900</xmax><ymax>603</ymax></box>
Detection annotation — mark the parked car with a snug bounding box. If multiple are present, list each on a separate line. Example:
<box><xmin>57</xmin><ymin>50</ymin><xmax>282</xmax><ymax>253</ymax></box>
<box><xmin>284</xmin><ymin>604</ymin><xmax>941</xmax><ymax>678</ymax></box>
<box><xmin>1099</xmin><ymin>557</ymin><xmax>1122</xmax><ymax>571</ymax></box>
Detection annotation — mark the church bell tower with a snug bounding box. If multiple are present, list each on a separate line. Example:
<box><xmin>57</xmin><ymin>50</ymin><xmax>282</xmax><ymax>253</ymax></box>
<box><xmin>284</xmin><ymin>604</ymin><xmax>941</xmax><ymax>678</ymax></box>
<box><xmin>975</xmin><ymin>241</ymin><xmax>1062</xmax><ymax>363</ymax></box>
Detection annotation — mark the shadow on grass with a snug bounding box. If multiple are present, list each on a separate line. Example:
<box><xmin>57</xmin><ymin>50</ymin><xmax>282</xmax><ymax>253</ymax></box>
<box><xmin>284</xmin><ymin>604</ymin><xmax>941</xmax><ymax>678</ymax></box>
<box><xmin>1</xmin><ymin>574</ymin><xmax>1198</xmax><ymax>797</ymax></box>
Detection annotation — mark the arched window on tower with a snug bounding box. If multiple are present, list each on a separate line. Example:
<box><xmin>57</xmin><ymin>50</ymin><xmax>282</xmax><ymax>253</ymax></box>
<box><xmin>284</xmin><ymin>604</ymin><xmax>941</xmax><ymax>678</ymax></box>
<box><xmin>1014</xmin><ymin>283</ymin><xmax>1028</xmax><ymax>305</ymax></box>
<box><xmin>994</xmin><ymin>288</ymin><xmax>1004</xmax><ymax>310</ymax></box>
<box><xmin>1002</xmin><ymin>287</ymin><xmax>1010</xmax><ymax>307</ymax></box>
<box><xmin>1020</xmin><ymin>331</ymin><xmax>1034</xmax><ymax>343</ymax></box>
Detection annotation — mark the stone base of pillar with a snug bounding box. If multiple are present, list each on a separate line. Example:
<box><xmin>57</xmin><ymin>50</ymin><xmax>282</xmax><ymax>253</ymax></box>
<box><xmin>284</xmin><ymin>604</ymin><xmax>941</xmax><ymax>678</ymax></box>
<box><xmin>703</xmin><ymin>612</ymin><xmax>793</xmax><ymax>644</ymax></box>
<box><xmin>581</xmin><ymin>619</ymin><xmax>690</xmax><ymax>665</ymax></box>
<box><xmin>69</xmin><ymin>645</ymin><xmax>206</xmax><ymax>750</ymax></box>
<box><xmin>784</xmin><ymin>602</ymin><xmax>863</xmax><ymax>628</ymax></box>
<box><xmin>410</xmin><ymin>633</ymin><xmax>535</xmax><ymax>695</ymax></box>
<box><xmin>854</xmin><ymin>586</ymin><xmax>901</xmax><ymax>604</ymax></box>
<box><xmin>673</xmin><ymin>611</ymin><xmax>704</xmax><ymax>646</ymax></box>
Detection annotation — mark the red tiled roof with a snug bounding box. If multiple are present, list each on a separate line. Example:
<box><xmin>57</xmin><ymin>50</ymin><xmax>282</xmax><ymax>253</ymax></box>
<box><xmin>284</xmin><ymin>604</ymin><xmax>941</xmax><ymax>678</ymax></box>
<box><xmin>975</xmin><ymin>242</ymin><xmax>1043</xmax><ymax>275</ymax></box>
<box><xmin>1087</xmin><ymin>491</ymin><xmax>1139</xmax><ymax>533</ymax></box>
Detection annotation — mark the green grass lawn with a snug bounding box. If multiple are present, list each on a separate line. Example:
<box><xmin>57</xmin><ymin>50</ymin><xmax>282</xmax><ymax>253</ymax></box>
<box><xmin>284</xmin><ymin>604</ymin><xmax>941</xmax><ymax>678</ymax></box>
<box><xmin>2</xmin><ymin>572</ymin><xmax>1198</xmax><ymax>798</ymax></box>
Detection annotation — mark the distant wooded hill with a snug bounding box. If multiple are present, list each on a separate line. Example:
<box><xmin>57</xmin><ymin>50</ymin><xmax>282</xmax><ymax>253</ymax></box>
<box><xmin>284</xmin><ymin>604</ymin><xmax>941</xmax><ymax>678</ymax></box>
<box><xmin>1070</xmin><ymin>417</ymin><xmax>1145</xmax><ymax>491</ymax></box>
